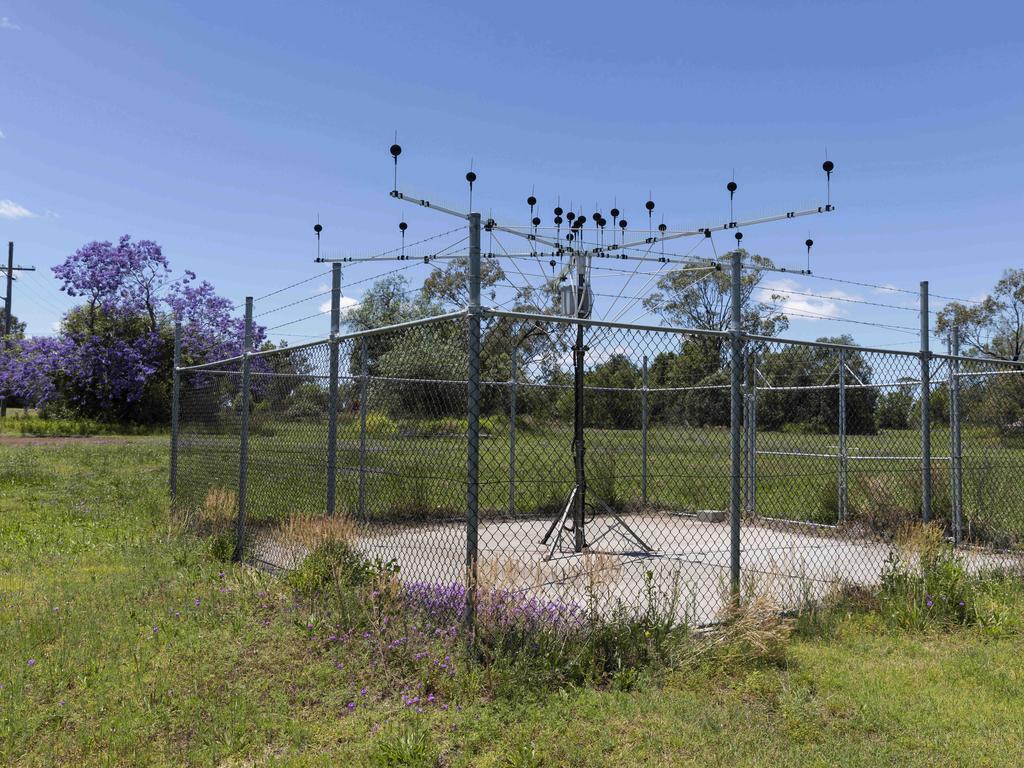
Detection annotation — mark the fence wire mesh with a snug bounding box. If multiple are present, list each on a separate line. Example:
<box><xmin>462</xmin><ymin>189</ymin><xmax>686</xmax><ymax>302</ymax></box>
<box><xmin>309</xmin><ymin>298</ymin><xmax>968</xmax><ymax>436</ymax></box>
<box><xmin>172</xmin><ymin>311</ymin><xmax>1024</xmax><ymax>629</ymax></box>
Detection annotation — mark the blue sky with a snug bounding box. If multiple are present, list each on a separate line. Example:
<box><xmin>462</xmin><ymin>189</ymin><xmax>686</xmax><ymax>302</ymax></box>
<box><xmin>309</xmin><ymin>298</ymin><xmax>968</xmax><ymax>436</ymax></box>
<box><xmin>2</xmin><ymin>1</ymin><xmax>1022</xmax><ymax>349</ymax></box>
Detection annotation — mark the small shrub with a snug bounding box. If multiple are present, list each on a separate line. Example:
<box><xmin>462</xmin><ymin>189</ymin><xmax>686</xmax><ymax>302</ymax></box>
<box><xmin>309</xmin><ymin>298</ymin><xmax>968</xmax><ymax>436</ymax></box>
<box><xmin>372</xmin><ymin>723</ymin><xmax>438</xmax><ymax>768</ymax></box>
<box><xmin>814</xmin><ymin>480</ymin><xmax>841</xmax><ymax>525</ymax></box>
<box><xmin>501</xmin><ymin>743</ymin><xmax>543</xmax><ymax>768</ymax></box>
<box><xmin>209</xmin><ymin>532</ymin><xmax>236</xmax><ymax>562</ymax></box>
<box><xmin>586</xmin><ymin>446</ymin><xmax>618</xmax><ymax>507</ymax></box>
<box><xmin>878</xmin><ymin>523</ymin><xmax>1023</xmax><ymax>633</ymax></box>
<box><xmin>850</xmin><ymin>473</ymin><xmax>915</xmax><ymax>537</ymax></box>
<box><xmin>686</xmin><ymin>596</ymin><xmax>793</xmax><ymax>670</ymax></box>
<box><xmin>287</xmin><ymin>538</ymin><xmax>395</xmax><ymax>598</ymax></box>
<box><xmin>179</xmin><ymin>487</ymin><xmax>237</xmax><ymax>537</ymax></box>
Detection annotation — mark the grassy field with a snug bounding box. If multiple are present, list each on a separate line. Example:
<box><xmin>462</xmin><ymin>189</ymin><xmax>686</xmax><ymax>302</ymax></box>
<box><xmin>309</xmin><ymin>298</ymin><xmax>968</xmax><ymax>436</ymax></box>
<box><xmin>3</xmin><ymin>434</ymin><xmax>1024</xmax><ymax>765</ymax></box>
<box><xmin>177</xmin><ymin>412</ymin><xmax>1024</xmax><ymax>548</ymax></box>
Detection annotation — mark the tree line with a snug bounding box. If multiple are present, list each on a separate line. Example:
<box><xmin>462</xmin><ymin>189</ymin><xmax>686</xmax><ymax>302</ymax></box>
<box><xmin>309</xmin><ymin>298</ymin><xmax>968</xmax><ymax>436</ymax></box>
<box><xmin>3</xmin><ymin>236</ymin><xmax>1021</xmax><ymax>431</ymax></box>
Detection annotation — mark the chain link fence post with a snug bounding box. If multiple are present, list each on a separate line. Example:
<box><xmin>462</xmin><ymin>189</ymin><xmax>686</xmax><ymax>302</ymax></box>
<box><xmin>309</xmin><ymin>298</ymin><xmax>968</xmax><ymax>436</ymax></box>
<box><xmin>743</xmin><ymin>349</ymin><xmax>757</xmax><ymax>515</ymax></box>
<box><xmin>509</xmin><ymin>345</ymin><xmax>517</xmax><ymax>516</ymax></box>
<box><xmin>749</xmin><ymin>351</ymin><xmax>758</xmax><ymax>517</ymax></box>
<box><xmin>838</xmin><ymin>347</ymin><xmax>848</xmax><ymax>521</ymax></box>
<box><xmin>465</xmin><ymin>212</ymin><xmax>482</xmax><ymax>631</ymax></box>
<box><xmin>170</xmin><ymin>320</ymin><xmax>182</xmax><ymax>505</ymax></box>
<box><xmin>920</xmin><ymin>281</ymin><xmax>932</xmax><ymax>523</ymax></box>
<box><xmin>641</xmin><ymin>354</ymin><xmax>649</xmax><ymax>505</ymax></box>
<box><xmin>950</xmin><ymin>326</ymin><xmax>964</xmax><ymax>544</ymax></box>
<box><xmin>729</xmin><ymin>250</ymin><xmax>744</xmax><ymax>597</ymax></box>
<box><xmin>326</xmin><ymin>263</ymin><xmax>342</xmax><ymax>517</ymax></box>
<box><xmin>233</xmin><ymin>297</ymin><xmax>253</xmax><ymax>562</ymax></box>
<box><xmin>357</xmin><ymin>336</ymin><xmax>369</xmax><ymax>519</ymax></box>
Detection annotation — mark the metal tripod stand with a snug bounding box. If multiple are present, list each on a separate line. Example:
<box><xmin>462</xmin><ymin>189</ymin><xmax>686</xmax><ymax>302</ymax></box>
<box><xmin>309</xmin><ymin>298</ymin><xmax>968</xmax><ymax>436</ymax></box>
<box><xmin>540</xmin><ymin>319</ymin><xmax>652</xmax><ymax>560</ymax></box>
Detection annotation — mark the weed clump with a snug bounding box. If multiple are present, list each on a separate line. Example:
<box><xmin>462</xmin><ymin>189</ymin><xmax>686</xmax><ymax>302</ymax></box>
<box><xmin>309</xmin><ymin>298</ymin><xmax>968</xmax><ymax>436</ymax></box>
<box><xmin>880</xmin><ymin>524</ymin><xmax>1023</xmax><ymax>633</ymax></box>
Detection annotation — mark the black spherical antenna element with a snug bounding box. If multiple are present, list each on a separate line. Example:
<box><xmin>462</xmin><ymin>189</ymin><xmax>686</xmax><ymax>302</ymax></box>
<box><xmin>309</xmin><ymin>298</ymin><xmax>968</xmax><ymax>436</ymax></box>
<box><xmin>577</xmin><ymin>215</ymin><xmax>587</xmax><ymax>225</ymax></box>
<box><xmin>735</xmin><ymin>231</ymin><xmax>743</xmax><ymax>242</ymax></box>
<box><xmin>466</xmin><ymin>171</ymin><xmax>477</xmax><ymax>183</ymax></box>
<box><xmin>566</xmin><ymin>233</ymin><xmax>574</xmax><ymax>242</ymax></box>
<box><xmin>645</xmin><ymin>200</ymin><xmax>655</xmax><ymax>212</ymax></box>
<box><xmin>390</xmin><ymin>144</ymin><xmax>402</xmax><ymax>158</ymax></box>
<box><xmin>822</xmin><ymin>160</ymin><xmax>834</xmax><ymax>174</ymax></box>
<box><xmin>805</xmin><ymin>238</ymin><xmax>814</xmax><ymax>249</ymax></box>
<box><xmin>566</xmin><ymin>211</ymin><xmax>575</xmax><ymax>221</ymax></box>
<box><xmin>619</xmin><ymin>219</ymin><xmax>628</xmax><ymax>229</ymax></box>
<box><xmin>549</xmin><ymin>259</ymin><xmax>557</xmax><ymax>268</ymax></box>
<box><xmin>727</xmin><ymin>181</ymin><xmax>737</xmax><ymax>193</ymax></box>
<box><xmin>532</xmin><ymin>216</ymin><xmax>541</xmax><ymax>227</ymax></box>
<box><xmin>313</xmin><ymin>223</ymin><xmax>323</xmax><ymax>234</ymax></box>
<box><xmin>399</xmin><ymin>221</ymin><xmax>408</xmax><ymax>232</ymax></box>
<box><xmin>527</xmin><ymin>195</ymin><xmax>537</xmax><ymax>207</ymax></box>
<box><xmin>658</xmin><ymin>222</ymin><xmax>667</xmax><ymax>232</ymax></box>
<box><xmin>610</xmin><ymin>207</ymin><xmax>620</xmax><ymax>218</ymax></box>
<box><xmin>554</xmin><ymin>206</ymin><xmax>563</xmax><ymax>216</ymax></box>
<box><xmin>554</xmin><ymin>216</ymin><xmax>563</xmax><ymax>226</ymax></box>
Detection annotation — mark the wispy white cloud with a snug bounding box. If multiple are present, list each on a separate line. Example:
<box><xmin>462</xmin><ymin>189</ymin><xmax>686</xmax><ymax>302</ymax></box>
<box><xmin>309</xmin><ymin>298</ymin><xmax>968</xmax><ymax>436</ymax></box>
<box><xmin>872</xmin><ymin>282</ymin><xmax>900</xmax><ymax>295</ymax></box>
<box><xmin>0</xmin><ymin>17</ymin><xmax>20</xmax><ymax>30</ymax></box>
<box><xmin>314</xmin><ymin>283</ymin><xmax>329</xmax><ymax>294</ymax></box>
<box><xmin>320</xmin><ymin>296</ymin><xmax>359</xmax><ymax>314</ymax></box>
<box><xmin>0</xmin><ymin>129</ymin><xmax>5</xmax><ymax>139</ymax></box>
<box><xmin>0</xmin><ymin>200</ymin><xmax>36</xmax><ymax>219</ymax></box>
<box><xmin>758</xmin><ymin>277</ymin><xmax>859</xmax><ymax>320</ymax></box>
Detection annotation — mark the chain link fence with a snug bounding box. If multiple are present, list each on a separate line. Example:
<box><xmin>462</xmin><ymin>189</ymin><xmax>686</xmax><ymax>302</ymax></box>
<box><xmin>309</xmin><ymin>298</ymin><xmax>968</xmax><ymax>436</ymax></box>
<box><xmin>171</xmin><ymin>309</ymin><xmax>1024</xmax><ymax>627</ymax></box>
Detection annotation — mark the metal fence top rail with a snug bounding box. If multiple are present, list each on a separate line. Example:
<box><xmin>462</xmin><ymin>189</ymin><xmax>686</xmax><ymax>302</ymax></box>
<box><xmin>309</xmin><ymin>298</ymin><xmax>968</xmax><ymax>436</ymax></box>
<box><xmin>485</xmin><ymin>308</ymin><xmax>731</xmax><ymax>339</ymax></box>
<box><xmin>176</xmin><ymin>304</ymin><xmax>1024</xmax><ymax>374</ymax></box>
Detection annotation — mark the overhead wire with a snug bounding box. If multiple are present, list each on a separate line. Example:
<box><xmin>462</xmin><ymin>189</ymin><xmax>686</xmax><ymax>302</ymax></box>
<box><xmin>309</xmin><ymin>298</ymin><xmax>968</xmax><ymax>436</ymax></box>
<box><xmin>754</xmin><ymin>284</ymin><xmax>939</xmax><ymax>315</ymax></box>
<box><xmin>760</xmin><ymin>300</ymin><xmax>920</xmax><ymax>335</ymax></box>
<box><xmin>799</xmin><ymin>272</ymin><xmax>984</xmax><ymax>306</ymax></box>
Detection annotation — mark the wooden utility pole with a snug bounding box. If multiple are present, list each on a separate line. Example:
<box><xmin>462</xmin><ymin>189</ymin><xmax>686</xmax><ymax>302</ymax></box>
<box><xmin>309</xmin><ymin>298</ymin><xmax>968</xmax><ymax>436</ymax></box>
<box><xmin>1</xmin><ymin>242</ymin><xmax>37</xmax><ymax>417</ymax></box>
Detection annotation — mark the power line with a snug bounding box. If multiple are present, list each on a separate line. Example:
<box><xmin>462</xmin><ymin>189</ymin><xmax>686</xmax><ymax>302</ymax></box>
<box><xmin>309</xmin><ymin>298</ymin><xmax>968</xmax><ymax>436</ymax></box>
<box><xmin>252</xmin><ymin>268</ymin><xmax>333</xmax><ymax>303</ymax></box>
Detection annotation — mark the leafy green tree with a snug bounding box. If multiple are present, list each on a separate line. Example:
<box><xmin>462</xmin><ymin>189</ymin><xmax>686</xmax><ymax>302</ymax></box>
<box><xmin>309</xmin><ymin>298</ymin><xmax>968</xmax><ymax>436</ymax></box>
<box><xmin>0</xmin><ymin>309</ymin><xmax>26</xmax><ymax>340</ymax></box>
<box><xmin>876</xmin><ymin>388</ymin><xmax>914</xmax><ymax>430</ymax></box>
<box><xmin>757</xmin><ymin>336</ymin><xmax>878</xmax><ymax>434</ymax></box>
<box><xmin>581</xmin><ymin>354</ymin><xmax>642</xmax><ymax>429</ymax></box>
<box><xmin>643</xmin><ymin>249</ymin><xmax>789</xmax><ymax>343</ymax></box>
<box><xmin>647</xmin><ymin>340</ymin><xmax>729</xmax><ymax>427</ymax></box>
<box><xmin>936</xmin><ymin>269</ymin><xmax>1024</xmax><ymax>361</ymax></box>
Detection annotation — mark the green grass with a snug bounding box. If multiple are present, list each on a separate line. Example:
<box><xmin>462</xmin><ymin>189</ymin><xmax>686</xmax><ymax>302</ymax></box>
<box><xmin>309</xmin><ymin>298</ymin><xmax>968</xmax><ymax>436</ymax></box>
<box><xmin>0</xmin><ymin>411</ymin><xmax>166</xmax><ymax>437</ymax></box>
<box><xmin>177</xmin><ymin>413</ymin><xmax>1023</xmax><ymax>548</ymax></box>
<box><xmin>1</xmin><ymin>432</ymin><xmax>1024</xmax><ymax>765</ymax></box>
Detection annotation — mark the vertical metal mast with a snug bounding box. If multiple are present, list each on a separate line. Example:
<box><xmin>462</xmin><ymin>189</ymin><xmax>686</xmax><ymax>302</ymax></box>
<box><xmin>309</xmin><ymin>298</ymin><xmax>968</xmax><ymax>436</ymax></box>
<box><xmin>572</xmin><ymin>248</ymin><xmax>588</xmax><ymax>552</ymax></box>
